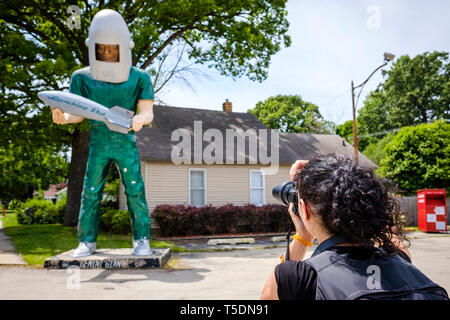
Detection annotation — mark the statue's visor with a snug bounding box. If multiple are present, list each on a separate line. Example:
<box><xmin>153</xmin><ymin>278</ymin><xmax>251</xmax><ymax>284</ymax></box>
<box><xmin>95</xmin><ymin>43</ymin><xmax>120</xmax><ymax>62</ymax></box>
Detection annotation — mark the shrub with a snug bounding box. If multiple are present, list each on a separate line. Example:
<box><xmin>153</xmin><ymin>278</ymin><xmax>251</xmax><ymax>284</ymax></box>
<box><xmin>55</xmin><ymin>192</ymin><xmax>67</xmax><ymax>222</ymax></box>
<box><xmin>362</xmin><ymin>133</ymin><xmax>396</xmax><ymax>166</ymax></box>
<box><xmin>103</xmin><ymin>179</ymin><xmax>120</xmax><ymax>203</ymax></box>
<box><xmin>17</xmin><ymin>198</ymin><xmax>62</xmax><ymax>225</ymax></box>
<box><xmin>99</xmin><ymin>206</ymin><xmax>131</xmax><ymax>235</ymax></box>
<box><xmin>8</xmin><ymin>199</ymin><xmax>22</xmax><ymax>210</ymax></box>
<box><xmin>379</xmin><ymin>119</ymin><xmax>450</xmax><ymax>194</ymax></box>
<box><xmin>151</xmin><ymin>204</ymin><xmax>292</xmax><ymax>237</ymax></box>
<box><xmin>15</xmin><ymin>195</ymin><xmax>132</xmax><ymax>234</ymax></box>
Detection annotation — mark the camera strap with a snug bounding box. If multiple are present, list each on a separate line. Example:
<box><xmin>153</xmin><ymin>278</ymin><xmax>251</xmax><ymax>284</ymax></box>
<box><xmin>285</xmin><ymin>225</ymin><xmax>292</xmax><ymax>261</ymax></box>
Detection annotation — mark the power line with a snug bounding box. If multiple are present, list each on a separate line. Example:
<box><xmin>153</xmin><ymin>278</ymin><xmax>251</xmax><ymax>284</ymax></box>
<box><xmin>357</xmin><ymin>119</ymin><xmax>449</xmax><ymax>138</ymax></box>
<box><xmin>319</xmin><ymin>88</ymin><xmax>351</xmax><ymax>108</ymax></box>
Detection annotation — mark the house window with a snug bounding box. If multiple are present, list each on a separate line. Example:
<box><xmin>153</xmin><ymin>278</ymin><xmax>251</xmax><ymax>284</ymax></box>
<box><xmin>189</xmin><ymin>169</ymin><xmax>206</xmax><ymax>206</ymax></box>
<box><xmin>250</xmin><ymin>170</ymin><xmax>265</xmax><ymax>205</ymax></box>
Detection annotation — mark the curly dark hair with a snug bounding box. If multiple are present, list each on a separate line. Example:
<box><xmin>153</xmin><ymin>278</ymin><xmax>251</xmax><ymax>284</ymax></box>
<box><xmin>295</xmin><ymin>153</ymin><xmax>409</xmax><ymax>254</ymax></box>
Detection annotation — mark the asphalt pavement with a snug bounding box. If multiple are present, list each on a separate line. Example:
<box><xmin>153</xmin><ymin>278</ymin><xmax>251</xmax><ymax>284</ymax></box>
<box><xmin>0</xmin><ymin>226</ymin><xmax>449</xmax><ymax>300</ymax></box>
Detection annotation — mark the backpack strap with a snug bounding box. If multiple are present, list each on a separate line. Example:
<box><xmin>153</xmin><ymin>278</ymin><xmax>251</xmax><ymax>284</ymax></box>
<box><xmin>311</xmin><ymin>235</ymin><xmax>348</xmax><ymax>257</ymax></box>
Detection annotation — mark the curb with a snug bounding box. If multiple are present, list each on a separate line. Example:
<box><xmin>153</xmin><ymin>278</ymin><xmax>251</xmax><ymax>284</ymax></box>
<box><xmin>155</xmin><ymin>232</ymin><xmax>287</xmax><ymax>242</ymax></box>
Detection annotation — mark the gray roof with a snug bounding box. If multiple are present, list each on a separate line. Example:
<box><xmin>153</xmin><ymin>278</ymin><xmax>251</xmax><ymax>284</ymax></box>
<box><xmin>278</xmin><ymin>133</ymin><xmax>377</xmax><ymax>169</ymax></box>
<box><xmin>136</xmin><ymin>105</ymin><xmax>377</xmax><ymax>169</ymax></box>
<box><xmin>150</xmin><ymin>104</ymin><xmax>268</xmax><ymax>132</ymax></box>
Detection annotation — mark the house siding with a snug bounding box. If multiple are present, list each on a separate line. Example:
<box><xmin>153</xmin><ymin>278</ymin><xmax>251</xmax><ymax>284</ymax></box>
<box><xmin>119</xmin><ymin>162</ymin><xmax>290</xmax><ymax>213</ymax></box>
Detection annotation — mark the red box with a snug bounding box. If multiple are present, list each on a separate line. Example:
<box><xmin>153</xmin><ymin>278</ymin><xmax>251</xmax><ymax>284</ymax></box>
<box><xmin>417</xmin><ymin>189</ymin><xmax>447</xmax><ymax>233</ymax></box>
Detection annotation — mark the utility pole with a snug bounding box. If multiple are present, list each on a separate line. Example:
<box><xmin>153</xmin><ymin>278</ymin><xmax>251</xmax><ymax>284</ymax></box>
<box><xmin>351</xmin><ymin>80</ymin><xmax>358</xmax><ymax>164</ymax></box>
<box><xmin>351</xmin><ymin>52</ymin><xmax>395</xmax><ymax>165</ymax></box>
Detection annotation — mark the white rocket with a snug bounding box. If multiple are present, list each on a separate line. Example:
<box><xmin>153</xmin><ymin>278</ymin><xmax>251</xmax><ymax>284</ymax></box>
<box><xmin>38</xmin><ymin>90</ymin><xmax>134</xmax><ymax>134</ymax></box>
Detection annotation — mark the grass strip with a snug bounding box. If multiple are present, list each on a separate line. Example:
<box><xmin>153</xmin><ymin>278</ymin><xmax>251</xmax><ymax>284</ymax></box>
<box><xmin>1</xmin><ymin>212</ymin><xmax>187</xmax><ymax>266</ymax></box>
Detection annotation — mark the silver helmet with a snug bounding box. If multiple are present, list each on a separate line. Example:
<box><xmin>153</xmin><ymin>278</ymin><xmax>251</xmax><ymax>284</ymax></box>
<box><xmin>85</xmin><ymin>9</ymin><xmax>135</xmax><ymax>83</ymax></box>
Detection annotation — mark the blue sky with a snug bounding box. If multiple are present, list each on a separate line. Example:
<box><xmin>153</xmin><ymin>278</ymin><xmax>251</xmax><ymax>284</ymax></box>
<box><xmin>156</xmin><ymin>0</ymin><xmax>450</xmax><ymax>125</ymax></box>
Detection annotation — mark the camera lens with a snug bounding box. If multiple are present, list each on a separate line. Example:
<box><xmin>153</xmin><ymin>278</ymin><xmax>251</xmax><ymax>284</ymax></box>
<box><xmin>272</xmin><ymin>181</ymin><xmax>298</xmax><ymax>207</ymax></box>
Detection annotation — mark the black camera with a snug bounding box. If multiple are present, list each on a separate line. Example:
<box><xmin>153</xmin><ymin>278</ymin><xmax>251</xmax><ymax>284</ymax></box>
<box><xmin>272</xmin><ymin>181</ymin><xmax>299</xmax><ymax>215</ymax></box>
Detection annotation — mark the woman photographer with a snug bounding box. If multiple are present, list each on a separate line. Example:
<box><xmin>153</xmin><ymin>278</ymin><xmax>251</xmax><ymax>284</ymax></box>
<box><xmin>261</xmin><ymin>154</ymin><xmax>448</xmax><ymax>300</ymax></box>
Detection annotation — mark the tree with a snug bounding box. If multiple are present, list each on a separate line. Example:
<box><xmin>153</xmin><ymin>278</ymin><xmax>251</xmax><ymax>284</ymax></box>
<box><xmin>354</xmin><ymin>51</ymin><xmax>449</xmax><ymax>162</ymax></box>
<box><xmin>379</xmin><ymin>120</ymin><xmax>450</xmax><ymax>194</ymax></box>
<box><xmin>248</xmin><ymin>95</ymin><xmax>334</xmax><ymax>133</ymax></box>
<box><xmin>382</xmin><ymin>51</ymin><xmax>449</xmax><ymax>127</ymax></box>
<box><xmin>0</xmin><ymin>143</ymin><xmax>69</xmax><ymax>201</ymax></box>
<box><xmin>357</xmin><ymin>51</ymin><xmax>450</xmax><ymax>136</ymax></box>
<box><xmin>336</xmin><ymin>120</ymin><xmax>357</xmax><ymax>142</ymax></box>
<box><xmin>335</xmin><ymin>119</ymin><xmax>376</xmax><ymax>153</ymax></box>
<box><xmin>357</xmin><ymin>90</ymin><xmax>391</xmax><ymax>135</ymax></box>
<box><xmin>361</xmin><ymin>133</ymin><xmax>395</xmax><ymax>166</ymax></box>
<box><xmin>1</xmin><ymin>0</ymin><xmax>291</xmax><ymax>226</ymax></box>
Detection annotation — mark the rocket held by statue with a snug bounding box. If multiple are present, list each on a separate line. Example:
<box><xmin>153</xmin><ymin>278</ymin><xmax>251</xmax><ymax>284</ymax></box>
<box><xmin>37</xmin><ymin>90</ymin><xmax>134</xmax><ymax>134</ymax></box>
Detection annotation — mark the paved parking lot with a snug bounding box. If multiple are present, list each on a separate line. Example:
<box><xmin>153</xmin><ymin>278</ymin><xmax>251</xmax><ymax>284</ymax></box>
<box><xmin>0</xmin><ymin>232</ymin><xmax>449</xmax><ymax>300</ymax></box>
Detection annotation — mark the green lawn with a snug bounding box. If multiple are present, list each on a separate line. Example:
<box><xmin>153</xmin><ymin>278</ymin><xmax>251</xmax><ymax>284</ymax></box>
<box><xmin>0</xmin><ymin>212</ymin><xmax>187</xmax><ymax>266</ymax></box>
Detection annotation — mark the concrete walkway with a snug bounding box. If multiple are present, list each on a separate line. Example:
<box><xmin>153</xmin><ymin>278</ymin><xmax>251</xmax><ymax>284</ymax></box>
<box><xmin>0</xmin><ymin>230</ymin><xmax>449</xmax><ymax>299</ymax></box>
<box><xmin>0</xmin><ymin>218</ymin><xmax>27</xmax><ymax>266</ymax></box>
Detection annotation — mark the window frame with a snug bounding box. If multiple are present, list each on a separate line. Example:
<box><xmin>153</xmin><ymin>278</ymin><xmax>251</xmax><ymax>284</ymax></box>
<box><xmin>188</xmin><ymin>168</ymin><xmax>207</xmax><ymax>207</ymax></box>
<box><xmin>249</xmin><ymin>169</ymin><xmax>265</xmax><ymax>206</ymax></box>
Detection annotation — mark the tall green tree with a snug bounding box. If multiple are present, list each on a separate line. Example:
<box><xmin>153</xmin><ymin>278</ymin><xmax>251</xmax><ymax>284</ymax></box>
<box><xmin>1</xmin><ymin>0</ymin><xmax>291</xmax><ymax>226</ymax></box>
<box><xmin>357</xmin><ymin>51</ymin><xmax>450</xmax><ymax>136</ymax></box>
<box><xmin>335</xmin><ymin>120</ymin><xmax>353</xmax><ymax>141</ymax></box>
<box><xmin>357</xmin><ymin>89</ymin><xmax>391</xmax><ymax>136</ymax></box>
<box><xmin>248</xmin><ymin>95</ymin><xmax>334</xmax><ymax>133</ymax></box>
<box><xmin>379</xmin><ymin>120</ymin><xmax>449</xmax><ymax>194</ymax></box>
<box><xmin>353</xmin><ymin>51</ymin><xmax>449</xmax><ymax>162</ymax></box>
<box><xmin>382</xmin><ymin>51</ymin><xmax>449</xmax><ymax>127</ymax></box>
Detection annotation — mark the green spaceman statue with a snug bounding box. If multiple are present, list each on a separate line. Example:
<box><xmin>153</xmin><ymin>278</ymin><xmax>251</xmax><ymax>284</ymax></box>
<box><xmin>51</xmin><ymin>9</ymin><xmax>153</xmax><ymax>257</ymax></box>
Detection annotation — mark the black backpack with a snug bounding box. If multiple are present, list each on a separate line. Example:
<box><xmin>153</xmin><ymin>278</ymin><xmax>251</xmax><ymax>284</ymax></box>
<box><xmin>303</xmin><ymin>236</ymin><xmax>449</xmax><ymax>300</ymax></box>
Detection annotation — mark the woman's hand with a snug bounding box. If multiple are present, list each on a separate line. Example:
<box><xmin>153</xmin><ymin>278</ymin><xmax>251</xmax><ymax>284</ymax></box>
<box><xmin>288</xmin><ymin>203</ymin><xmax>314</xmax><ymax>241</ymax></box>
<box><xmin>289</xmin><ymin>159</ymin><xmax>314</xmax><ymax>241</ymax></box>
<box><xmin>289</xmin><ymin>160</ymin><xmax>309</xmax><ymax>181</ymax></box>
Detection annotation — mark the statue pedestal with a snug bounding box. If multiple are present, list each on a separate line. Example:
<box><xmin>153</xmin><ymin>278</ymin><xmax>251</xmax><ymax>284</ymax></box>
<box><xmin>44</xmin><ymin>248</ymin><xmax>171</xmax><ymax>269</ymax></box>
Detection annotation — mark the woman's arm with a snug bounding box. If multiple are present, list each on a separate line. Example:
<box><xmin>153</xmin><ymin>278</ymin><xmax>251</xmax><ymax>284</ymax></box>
<box><xmin>261</xmin><ymin>270</ymin><xmax>279</xmax><ymax>300</ymax></box>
